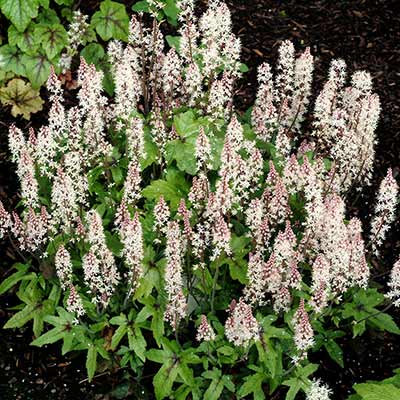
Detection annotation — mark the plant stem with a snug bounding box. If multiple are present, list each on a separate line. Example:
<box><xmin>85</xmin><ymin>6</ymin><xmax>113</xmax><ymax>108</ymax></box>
<box><xmin>211</xmin><ymin>261</ymin><xmax>220</xmax><ymax>314</ymax></box>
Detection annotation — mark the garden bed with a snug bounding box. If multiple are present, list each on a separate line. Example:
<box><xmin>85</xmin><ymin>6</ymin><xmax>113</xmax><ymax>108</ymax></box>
<box><xmin>0</xmin><ymin>0</ymin><xmax>399</xmax><ymax>399</ymax></box>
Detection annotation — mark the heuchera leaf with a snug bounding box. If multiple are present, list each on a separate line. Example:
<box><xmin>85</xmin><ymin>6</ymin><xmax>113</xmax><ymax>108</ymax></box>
<box><xmin>21</xmin><ymin>52</ymin><xmax>52</xmax><ymax>88</ymax></box>
<box><xmin>0</xmin><ymin>0</ymin><xmax>40</xmax><ymax>32</ymax></box>
<box><xmin>8</xmin><ymin>24</ymin><xmax>38</xmax><ymax>54</ymax></box>
<box><xmin>0</xmin><ymin>78</ymin><xmax>44</xmax><ymax>119</ymax></box>
<box><xmin>91</xmin><ymin>0</ymin><xmax>129</xmax><ymax>41</ymax></box>
<box><xmin>34</xmin><ymin>24</ymin><xmax>68</xmax><ymax>59</ymax></box>
<box><xmin>0</xmin><ymin>45</ymin><xmax>26</xmax><ymax>75</ymax></box>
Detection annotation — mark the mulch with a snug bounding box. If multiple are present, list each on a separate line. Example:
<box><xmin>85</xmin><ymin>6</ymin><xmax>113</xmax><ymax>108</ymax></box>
<box><xmin>1</xmin><ymin>0</ymin><xmax>400</xmax><ymax>398</ymax></box>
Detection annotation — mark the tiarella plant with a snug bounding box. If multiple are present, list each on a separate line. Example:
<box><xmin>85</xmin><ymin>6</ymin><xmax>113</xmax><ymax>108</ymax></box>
<box><xmin>0</xmin><ymin>0</ymin><xmax>399</xmax><ymax>399</ymax></box>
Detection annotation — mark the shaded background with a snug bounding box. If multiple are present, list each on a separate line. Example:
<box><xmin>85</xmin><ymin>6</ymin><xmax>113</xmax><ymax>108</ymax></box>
<box><xmin>1</xmin><ymin>0</ymin><xmax>400</xmax><ymax>398</ymax></box>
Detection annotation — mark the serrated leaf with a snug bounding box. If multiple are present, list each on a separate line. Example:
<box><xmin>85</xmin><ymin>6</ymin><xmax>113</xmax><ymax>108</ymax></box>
<box><xmin>165</xmin><ymin>140</ymin><xmax>197</xmax><ymax>175</ymax></box>
<box><xmin>80</xmin><ymin>43</ymin><xmax>105</xmax><ymax>65</ymax></box>
<box><xmin>3</xmin><ymin>304</ymin><xmax>36</xmax><ymax>329</ymax></box>
<box><xmin>283</xmin><ymin>378</ymin><xmax>301</xmax><ymax>400</ymax></box>
<box><xmin>0</xmin><ymin>0</ymin><xmax>39</xmax><ymax>32</ymax></box>
<box><xmin>354</xmin><ymin>383</ymin><xmax>400</xmax><ymax>400</ymax></box>
<box><xmin>0</xmin><ymin>45</ymin><xmax>26</xmax><ymax>75</ymax></box>
<box><xmin>36</xmin><ymin>8</ymin><xmax>60</xmax><ymax>25</ymax></box>
<box><xmin>21</xmin><ymin>52</ymin><xmax>52</xmax><ymax>88</ymax></box>
<box><xmin>91</xmin><ymin>0</ymin><xmax>129</xmax><ymax>41</ymax></box>
<box><xmin>31</xmin><ymin>326</ymin><xmax>64</xmax><ymax>346</ymax></box>
<box><xmin>325</xmin><ymin>339</ymin><xmax>344</xmax><ymax>368</ymax></box>
<box><xmin>173</xmin><ymin>111</ymin><xmax>199</xmax><ymax>138</ymax></box>
<box><xmin>369</xmin><ymin>312</ymin><xmax>400</xmax><ymax>334</ymax></box>
<box><xmin>128</xmin><ymin>327</ymin><xmax>146</xmax><ymax>361</ymax></box>
<box><xmin>237</xmin><ymin>372</ymin><xmax>265</xmax><ymax>399</ymax></box>
<box><xmin>131</xmin><ymin>1</ymin><xmax>149</xmax><ymax>13</ymax></box>
<box><xmin>34</xmin><ymin>24</ymin><xmax>67</xmax><ymax>59</ymax></box>
<box><xmin>153</xmin><ymin>362</ymin><xmax>179</xmax><ymax>400</ymax></box>
<box><xmin>111</xmin><ymin>324</ymin><xmax>127</xmax><ymax>350</ymax></box>
<box><xmin>109</xmin><ymin>314</ymin><xmax>127</xmax><ymax>325</ymax></box>
<box><xmin>0</xmin><ymin>264</ymin><xmax>32</xmax><ymax>295</ymax></box>
<box><xmin>86</xmin><ymin>345</ymin><xmax>98</xmax><ymax>382</ymax></box>
<box><xmin>204</xmin><ymin>377</ymin><xmax>224</xmax><ymax>400</ymax></box>
<box><xmin>8</xmin><ymin>24</ymin><xmax>38</xmax><ymax>54</ymax></box>
<box><xmin>0</xmin><ymin>78</ymin><xmax>44</xmax><ymax>119</ymax></box>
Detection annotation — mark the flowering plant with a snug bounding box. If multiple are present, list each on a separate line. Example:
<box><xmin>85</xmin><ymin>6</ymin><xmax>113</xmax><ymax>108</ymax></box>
<box><xmin>1</xmin><ymin>1</ymin><xmax>399</xmax><ymax>399</ymax></box>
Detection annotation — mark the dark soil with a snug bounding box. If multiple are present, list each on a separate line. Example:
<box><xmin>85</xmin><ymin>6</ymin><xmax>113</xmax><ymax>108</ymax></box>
<box><xmin>1</xmin><ymin>0</ymin><xmax>400</xmax><ymax>399</ymax></box>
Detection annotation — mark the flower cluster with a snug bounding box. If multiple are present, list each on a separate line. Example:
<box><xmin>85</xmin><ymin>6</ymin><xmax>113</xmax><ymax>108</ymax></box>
<box><xmin>1</xmin><ymin>4</ymin><xmax>398</xmax><ymax>395</ymax></box>
<box><xmin>225</xmin><ymin>298</ymin><xmax>259</xmax><ymax>347</ymax></box>
<box><xmin>370</xmin><ymin>168</ymin><xmax>399</xmax><ymax>255</ymax></box>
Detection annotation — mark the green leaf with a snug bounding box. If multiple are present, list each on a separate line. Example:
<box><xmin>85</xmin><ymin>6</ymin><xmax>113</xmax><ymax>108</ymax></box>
<box><xmin>91</xmin><ymin>0</ymin><xmax>129</xmax><ymax>41</ymax></box>
<box><xmin>166</xmin><ymin>35</ymin><xmax>180</xmax><ymax>52</ymax></box>
<box><xmin>86</xmin><ymin>345</ymin><xmax>98</xmax><ymax>382</ymax></box>
<box><xmin>141</xmin><ymin>133</ymin><xmax>158</xmax><ymax>169</ymax></box>
<box><xmin>153</xmin><ymin>362</ymin><xmax>179</xmax><ymax>400</ymax></box>
<box><xmin>128</xmin><ymin>326</ymin><xmax>146</xmax><ymax>362</ymax></box>
<box><xmin>21</xmin><ymin>52</ymin><xmax>52</xmax><ymax>88</ymax></box>
<box><xmin>36</xmin><ymin>8</ymin><xmax>60</xmax><ymax>25</ymax></box>
<box><xmin>80</xmin><ymin>43</ymin><xmax>105</xmax><ymax>65</ymax></box>
<box><xmin>173</xmin><ymin>111</ymin><xmax>199</xmax><ymax>138</ymax></box>
<box><xmin>352</xmin><ymin>320</ymin><xmax>366</xmax><ymax>337</ymax></box>
<box><xmin>55</xmin><ymin>0</ymin><xmax>74</xmax><ymax>5</ymax></box>
<box><xmin>31</xmin><ymin>326</ymin><xmax>64</xmax><ymax>346</ymax></box>
<box><xmin>283</xmin><ymin>378</ymin><xmax>301</xmax><ymax>400</ymax></box>
<box><xmin>0</xmin><ymin>264</ymin><xmax>32</xmax><ymax>295</ymax></box>
<box><xmin>204</xmin><ymin>376</ymin><xmax>224</xmax><ymax>400</ymax></box>
<box><xmin>131</xmin><ymin>1</ymin><xmax>149</xmax><ymax>13</ymax></box>
<box><xmin>142</xmin><ymin>174</ymin><xmax>187</xmax><ymax>210</ymax></box>
<box><xmin>324</xmin><ymin>339</ymin><xmax>344</xmax><ymax>367</ymax></box>
<box><xmin>354</xmin><ymin>383</ymin><xmax>400</xmax><ymax>400</ymax></box>
<box><xmin>8</xmin><ymin>24</ymin><xmax>38</xmax><ymax>54</ymax></box>
<box><xmin>0</xmin><ymin>0</ymin><xmax>39</xmax><ymax>32</ymax></box>
<box><xmin>3</xmin><ymin>304</ymin><xmax>35</xmax><ymax>329</ymax></box>
<box><xmin>146</xmin><ymin>348</ymin><xmax>169</xmax><ymax>364</ymax></box>
<box><xmin>164</xmin><ymin>0</ymin><xmax>180</xmax><ymax>25</ymax></box>
<box><xmin>0</xmin><ymin>45</ymin><xmax>26</xmax><ymax>75</ymax></box>
<box><xmin>239</xmin><ymin>63</ymin><xmax>249</xmax><ymax>73</ymax></box>
<box><xmin>165</xmin><ymin>140</ymin><xmax>197</xmax><ymax>175</ymax></box>
<box><xmin>111</xmin><ymin>323</ymin><xmax>127</xmax><ymax>350</ymax></box>
<box><xmin>368</xmin><ymin>312</ymin><xmax>400</xmax><ymax>334</ymax></box>
<box><xmin>237</xmin><ymin>372</ymin><xmax>265</xmax><ymax>399</ymax></box>
<box><xmin>34</xmin><ymin>24</ymin><xmax>68</xmax><ymax>59</ymax></box>
<box><xmin>109</xmin><ymin>314</ymin><xmax>127</xmax><ymax>325</ymax></box>
<box><xmin>151</xmin><ymin>309</ymin><xmax>165</xmax><ymax>347</ymax></box>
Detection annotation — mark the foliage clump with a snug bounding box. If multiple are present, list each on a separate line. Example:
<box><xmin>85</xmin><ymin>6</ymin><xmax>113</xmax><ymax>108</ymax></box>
<box><xmin>0</xmin><ymin>1</ymin><xmax>399</xmax><ymax>399</ymax></box>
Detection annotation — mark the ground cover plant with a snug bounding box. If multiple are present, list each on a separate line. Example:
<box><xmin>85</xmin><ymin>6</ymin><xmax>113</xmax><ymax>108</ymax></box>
<box><xmin>0</xmin><ymin>0</ymin><xmax>399</xmax><ymax>399</ymax></box>
<box><xmin>0</xmin><ymin>0</ymin><xmax>147</xmax><ymax>119</ymax></box>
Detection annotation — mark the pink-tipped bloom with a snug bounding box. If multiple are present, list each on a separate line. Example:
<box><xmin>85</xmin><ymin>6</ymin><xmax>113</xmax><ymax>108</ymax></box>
<box><xmin>119</xmin><ymin>212</ymin><xmax>144</xmax><ymax>293</ymax></box>
<box><xmin>164</xmin><ymin>222</ymin><xmax>187</xmax><ymax>330</ymax></box>
<box><xmin>386</xmin><ymin>259</ymin><xmax>400</xmax><ymax>307</ymax></box>
<box><xmin>123</xmin><ymin>160</ymin><xmax>141</xmax><ymax>206</ymax></box>
<box><xmin>292</xmin><ymin>299</ymin><xmax>314</xmax><ymax>358</ymax></box>
<box><xmin>66</xmin><ymin>285</ymin><xmax>85</xmax><ymax>317</ymax></box>
<box><xmin>196</xmin><ymin>315</ymin><xmax>216</xmax><ymax>342</ymax></box>
<box><xmin>0</xmin><ymin>201</ymin><xmax>11</xmax><ymax>239</ymax></box>
<box><xmin>153</xmin><ymin>196</ymin><xmax>170</xmax><ymax>235</ymax></box>
<box><xmin>370</xmin><ymin>168</ymin><xmax>399</xmax><ymax>255</ymax></box>
<box><xmin>225</xmin><ymin>298</ymin><xmax>259</xmax><ymax>347</ymax></box>
<box><xmin>195</xmin><ymin>127</ymin><xmax>211</xmax><ymax>171</ymax></box>
<box><xmin>55</xmin><ymin>245</ymin><xmax>73</xmax><ymax>290</ymax></box>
